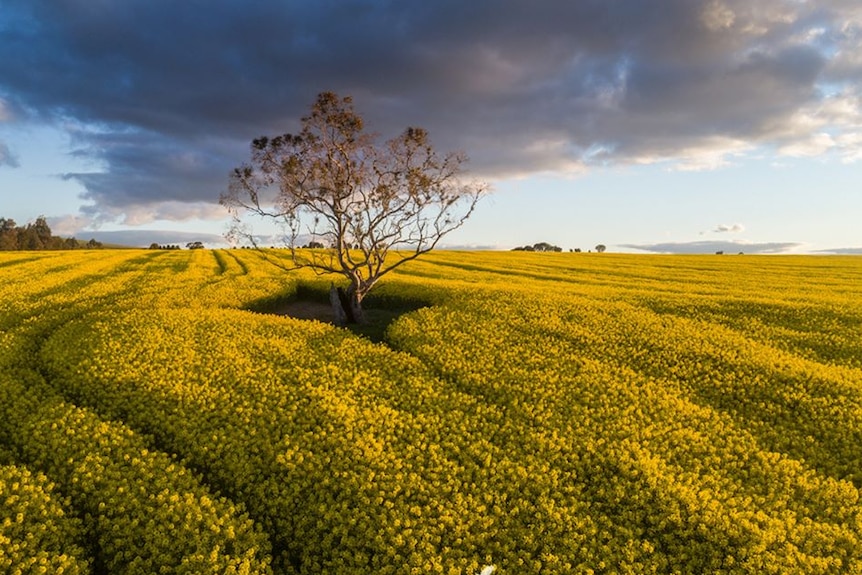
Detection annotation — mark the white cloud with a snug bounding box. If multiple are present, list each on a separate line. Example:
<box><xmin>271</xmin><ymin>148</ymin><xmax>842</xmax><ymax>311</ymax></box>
<box><xmin>126</xmin><ymin>201</ymin><xmax>228</xmax><ymax>225</ymax></box>
<box><xmin>778</xmin><ymin>132</ymin><xmax>836</xmax><ymax>156</ymax></box>
<box><xmin>836</xmin><ymin>132</ymin><xmax>862</xmax><ymax>161</ymax></box>
<box><xmin>702</xmin><ymin>0</ymin><xmax>736</xmax><ymax>31</ymax></box>
<box><xmin>46</xmin><ymin>214</ymin><xmax>96</xmax><ymax>236</ymax></box>
<box><xmin>632</xmin><ymin>137</ymin><xmax>754</xmax><ymax>172</ymax></box>
<box><xmin>768</xmin><ymin>91</ymin><xmax>862</xmax><ymax>160</ymax></box>
<box><xmin>120</xmin><ymin>201</ymin><xmax>229</xmax><ymax>226</ymax></box>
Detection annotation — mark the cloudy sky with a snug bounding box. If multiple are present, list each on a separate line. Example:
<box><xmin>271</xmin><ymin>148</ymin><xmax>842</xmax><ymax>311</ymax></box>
<box><xmin>1</xmin><ymin>0</ymin><xmax>861</xmax><ymax>253</ymax></box>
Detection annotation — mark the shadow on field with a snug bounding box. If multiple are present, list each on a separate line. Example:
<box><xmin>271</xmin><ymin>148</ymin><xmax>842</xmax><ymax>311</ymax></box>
<box><xmin>245</xmin><ymin>283</ymin><xmax>429</xmax><ymax>344</ymax></box>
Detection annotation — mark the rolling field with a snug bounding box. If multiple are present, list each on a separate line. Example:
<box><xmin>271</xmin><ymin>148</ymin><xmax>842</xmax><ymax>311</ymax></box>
<box><xmin>1</xmin><ymin>249</ymin><xmax>861</xmax><ymax>574</ymax></box>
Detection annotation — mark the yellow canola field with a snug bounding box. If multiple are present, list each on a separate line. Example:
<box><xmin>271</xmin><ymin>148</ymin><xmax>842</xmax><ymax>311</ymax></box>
<box><xmin>2</xmin><ymin>249</ymin><xmax>862</xmax><ymax>574</ymax></box>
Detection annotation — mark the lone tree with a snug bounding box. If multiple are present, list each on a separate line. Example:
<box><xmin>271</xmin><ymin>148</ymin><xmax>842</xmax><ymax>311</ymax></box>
<box><xmin>221</xmin><ymin>92</ymin><xmax>486</xmax><ymax>323</ymax></box>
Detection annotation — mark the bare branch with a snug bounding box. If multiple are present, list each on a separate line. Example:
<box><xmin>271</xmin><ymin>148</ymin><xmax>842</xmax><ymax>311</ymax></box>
<box><xmin>223</xmin><ymin>92</ymin><xmax>487</xmax><ymax>321</ymax></box>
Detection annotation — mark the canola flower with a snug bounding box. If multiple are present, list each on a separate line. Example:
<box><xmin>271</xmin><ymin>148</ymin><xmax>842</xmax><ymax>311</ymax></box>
<box><xmin>0</xmin><ymin>251</ymin><xmax>275</xmax><ymax>574</ymax></box>
<box><xmin>0</xmin><ymin>463</ymin><xmax>91</xmax><ymax>575</ymax></box>
<box><xmin>2</xmin><ymin>249</ymin><xmax>862</xmax><ymax>573</ymax></box>
<box><xmin>0</xmin><ymin>370</ymin><xmax>273</xmax><ymax>575</ymax></box>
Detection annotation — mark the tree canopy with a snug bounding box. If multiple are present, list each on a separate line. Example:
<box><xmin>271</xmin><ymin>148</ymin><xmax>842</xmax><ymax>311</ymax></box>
<box><xmin>222</xmin><ymin>92</ymin><xmax>486</xmax><ymax>323</ymax></box>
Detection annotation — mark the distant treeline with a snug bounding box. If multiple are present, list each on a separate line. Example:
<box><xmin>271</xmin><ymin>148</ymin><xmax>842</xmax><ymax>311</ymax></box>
<box><xmin>512</xmin><ymin>242</ymin><xmax>607</xmax><ymax>253</ymax></box>
<box><xmin>148</xmin><ymin>242</ymin><xmax>205</xmax><ymax>250</ymax></box>
<box><xmin>512</xmin><ymin>242</ymin><xmax>563</xmax><ymax>252</ymax></box>
<box><xmin>0</xmin><ymin>216</ymin><xmax>103</xmax><ymax>251</ymax></box>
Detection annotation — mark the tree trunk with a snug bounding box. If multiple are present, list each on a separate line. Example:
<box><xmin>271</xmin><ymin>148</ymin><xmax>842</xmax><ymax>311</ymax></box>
<box><xmin>343</xmin><ymin>285</ymin><xmax>365</xmax><ymax>324</ymax></box>
<box><xmin>329</xmin><ymin>285</ymin><xmax>348</xmax><ymax>325</ymax></box>
<box><xmin>329</xmin><ymin>284</ymin><xmax>365</xmax><ymax>325</ymax></box>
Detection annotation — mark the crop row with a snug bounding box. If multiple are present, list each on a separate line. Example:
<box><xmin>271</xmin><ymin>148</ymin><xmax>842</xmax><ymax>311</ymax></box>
<box><xmin>0</xmin><ymin>252</ymin><xmax>277</xmax><ymax>574</ymax></box>
<box><xmin>0</xmin><ymin>369</ymin><xmax>273</xmax><ymax>575</ymax></box>
<box><xmin>0</xmin><ymin>462</ymin><xmax>91</xmax><ymax>575</ymax></box>
<box><xmin>388</xmin><ymin>291</ymin><xmax>862</xmax><ymax>572</ymax></box>
<box><xmin>42</xmin><ymin>308</ymin><xmax>512</xmax><ymax>573</ymax></box>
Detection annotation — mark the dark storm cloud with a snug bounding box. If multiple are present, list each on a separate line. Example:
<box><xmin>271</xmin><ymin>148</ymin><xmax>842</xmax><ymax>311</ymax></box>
<box><xmin>60</xmin><ymin>127</ymin><xmax>236</xmax><ymax>224</ymax></box>
<box><xmin>1</xmin><ymin>0</ymin><xmax>861</xmax><ymax>223</ymax></box>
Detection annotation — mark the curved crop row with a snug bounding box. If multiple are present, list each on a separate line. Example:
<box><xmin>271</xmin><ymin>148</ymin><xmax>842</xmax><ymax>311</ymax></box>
<box><xmin>0</xmin><ymin>370</ymin><xmax>272</xmax><ymax>575</ymax></box>
<box><xmin>0</xmin><ymin>462</ymin><xmax>91</xmax><ymax>575</ymax></box>
<box><xmin>42</xmin><ymin>309</ymin><xmax>517</xmax><ymax>573</ymax></box>
<box><xmin>387</xmin><ymin>292</ymin><xmax>862</xmax><ymax>573</ymax></box>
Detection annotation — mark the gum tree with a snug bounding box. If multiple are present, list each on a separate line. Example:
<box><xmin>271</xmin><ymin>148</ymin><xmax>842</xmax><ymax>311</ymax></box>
<box><xmin>222</xmin><ymin>92</ymin><xmax>486</xmax><ymax>323</ymax></box>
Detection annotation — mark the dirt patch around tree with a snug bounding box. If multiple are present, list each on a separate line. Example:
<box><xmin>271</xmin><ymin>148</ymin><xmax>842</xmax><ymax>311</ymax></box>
<box><xmin>271</xmin><ymin>299</ymin><xmax>336</xmax><ymax>323</ymax></box>
<box><xmin>267</xmin><ymin>296</ymin><xmax>425</xmax><ymax>344</ymax></box>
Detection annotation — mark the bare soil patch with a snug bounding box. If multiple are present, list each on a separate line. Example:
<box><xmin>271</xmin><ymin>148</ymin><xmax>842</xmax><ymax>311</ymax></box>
<box><xmin>272</xmin><ymin>299</ymin><xmax>336</xmax><ymax>323</ymax></box>
<box><xmin>266</xmin><ymin>296</ymin><xmax>425</xmax><ymax>344</ymax></box>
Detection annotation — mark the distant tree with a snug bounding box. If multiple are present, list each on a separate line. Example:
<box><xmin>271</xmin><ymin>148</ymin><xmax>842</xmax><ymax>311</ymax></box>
<box><xmin>533</xmin><ymin>242</ymin><xmax>562</xmax><ymax>252</ymax></box>
<box><xmin>149</xmin><ymin>243</ymin><xmax>161</xmax><ymax>250</ymax></box>
<box><xmin>31</xmin><ymin>216</ymin><xmax>53</xmax><ymax>247</ymax></box>
<box><xmin>512</xmin><ymin>242</ymin><xmax>562</xmax><ymax>252</ymax></box>
<box><xmin>86</xmin><ymin>239</ymin><xmax>103</xmax><ymax>249</ymax></box>
<box><xmin>222</xmin><ymin>92</ymin><xmax>486</xmax><ymax>324</ymax></box>
<box><xmin>595</xmin><ymin>244</ymin><xmax>607</xmax><ymax>253</ymax></box>
<box><xmin>19</xmin><ymin>223</ymin><xmax>43</xmax><ymax>250</ymax></box>
<box><xmin>0</xmin><ymin>218</ymin><xmax>17</xmax><ymax>250</ymax></box>
<box><xmin>186</xmin><ymin>241</ymin><xmax>204</xmax><ymax>249</ymax></box>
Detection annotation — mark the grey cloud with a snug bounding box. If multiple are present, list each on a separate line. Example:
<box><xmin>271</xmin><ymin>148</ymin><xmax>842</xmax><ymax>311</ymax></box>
<box><xmin>0</xmin><ymin>98</ymin><xmax>22</xmax><ymax>167</ymax></box>
<box><xmin>61</xmin><ymin>128</ymin><xmax>238</xmax><ymax>221</ymax></box>
<box><xmin>1</xmin><ymin>0</ymin><xmax>861</xmax><ymax>222</ymax></box>
<box><xmin>714</xmin><ymin>223</ymin><xmax>745</xmax><ymax>233</ymax></box>
<box><xmin>812</xmin><ymin>247</ymin><xmax>862</xmax><ymax>254</ymax></box>
<box><xmin>437</xmin><ymin>244</ymin><xmax>503</xmax><ymax>251</ymax></box>
<box><xmin>622</xmin><ymin>240</ymin><xmax>802</xmax><ymax>254</ymax></box>
<box><xmin>0</xmin><ymin>142</ymin><xmax>19</xmax><ymax>168</ymax></box>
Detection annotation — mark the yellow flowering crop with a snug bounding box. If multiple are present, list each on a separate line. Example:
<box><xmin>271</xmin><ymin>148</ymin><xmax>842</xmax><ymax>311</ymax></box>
<box><xmin>0</xmin><ymin>463</ymin><xmax>91</xmax><ymax>575</ymax></box>
<box><xmin>1</xmin><ymin>249</ymin><xmax>861</xmax><ymax>573</ymax></box>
